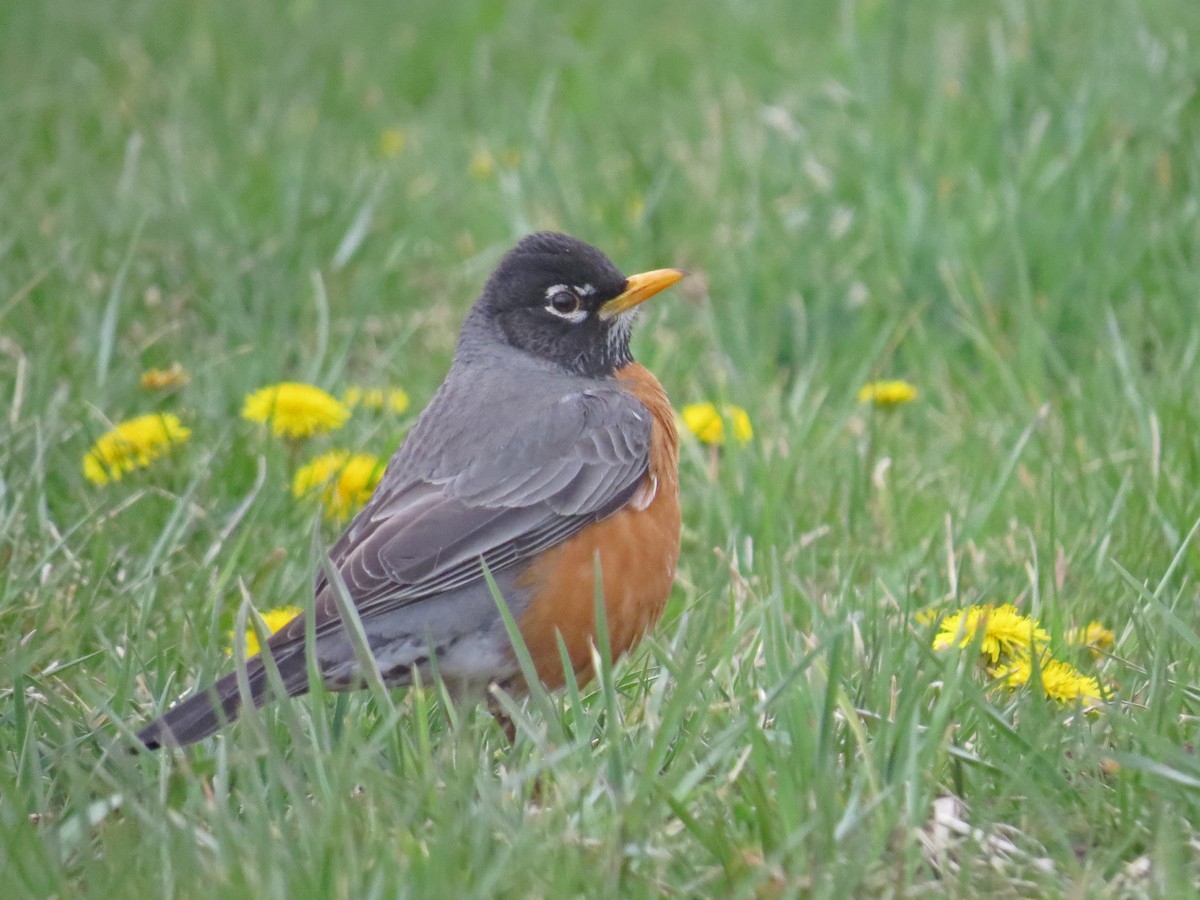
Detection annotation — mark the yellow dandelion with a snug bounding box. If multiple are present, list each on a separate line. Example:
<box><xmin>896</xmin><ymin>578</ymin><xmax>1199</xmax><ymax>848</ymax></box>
<box><xmin>932</xmin><ymin>603</ymin><xmax>1049</xmax><ymax>662</ymax></box>
<box><xmin>914</xmin><ymin>608</ymin><xmax>941</xmax><ymax>626</ymax></box>
<box><xmin>1069</xmin><ymin>621</ymin><xmax>1114</xmax><ymax>652</ymax></box>
<box><xmin>82</xmin><ymin>413</ymin><xmax>191</xmax><ymax>485</ymax></box>
<box><xmin>991</xmin><ymin>654</ymin><xmax>1033</xmax><ymax>686</ymax></box>
<box><xmin>469</xmin><ymin>148</ymin><xmax>496</xmax><ymax>179</ymax></box>
<box><xmin>229</xmin><ymin>605</ymin><xmax>302</xmax><ymax>657</ymax></box>
<box><xmin>139</xmin><ymin>363</ymin><xmax>189</xmax><ymax>390</ymax></box>
<box><xmin>378</xmin><ymin>126</ymin><xmax>405</xmax><ymax>158</ymax></box>
<box><xmin>343</xmin><ymin>386</ymin><xmax>410</xmax><ymax>415</ymax></box>
<box><xmin>242</xmin><ymin>382</ymin><xmax>350</xmax><ymax>439</ymax></box>
<box><xmin>857</xmin><ymin>379</ymin><xmax>919</xmax><ymax>407</ymax></box>
<box><xmin>680</xmin><ymin>403</ymin><xmax>754</xmax><ymax>446</ymax></box>
<box><xmin>993</xmin><ymin>654</ymin><xmax>1104</xmax><ymax>704</ymax></box>
<box><xmin>293</xmin><ymin>450</ymin><xmax>385</xmax><ymax>521</ymax></box>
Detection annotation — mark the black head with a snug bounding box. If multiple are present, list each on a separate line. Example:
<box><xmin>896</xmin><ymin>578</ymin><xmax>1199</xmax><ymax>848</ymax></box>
<box><xmin>464</xmin><ymin>232</ymin><xmax>682</xmax><ymax>378</ymax></box>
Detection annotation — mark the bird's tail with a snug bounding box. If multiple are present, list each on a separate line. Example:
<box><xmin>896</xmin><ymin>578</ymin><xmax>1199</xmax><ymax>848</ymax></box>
<box><xmin>136</xmin><ymin>646</ymin><xmax>311</xmax><ymax>750</ymax></box>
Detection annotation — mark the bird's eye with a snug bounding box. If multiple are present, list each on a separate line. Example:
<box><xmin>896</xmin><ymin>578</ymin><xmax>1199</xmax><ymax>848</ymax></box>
<box><xmin>548</xmin><ymin>290</ymin><xmax>581</xmax><ymax>316</ymax></box>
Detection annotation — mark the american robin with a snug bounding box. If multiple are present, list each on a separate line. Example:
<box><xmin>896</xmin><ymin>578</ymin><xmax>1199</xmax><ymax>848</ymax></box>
<box><xmin>137</xmin><ymin>232</ymin><xmax>683</xmax><ymax>748</ymax></box>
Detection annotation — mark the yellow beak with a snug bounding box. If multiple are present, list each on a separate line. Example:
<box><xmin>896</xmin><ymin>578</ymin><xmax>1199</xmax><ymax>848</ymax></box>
<box><xmin>598</xmin><ymin>268</ymin><xmax>685</xmax><ymax>321</ymax></box>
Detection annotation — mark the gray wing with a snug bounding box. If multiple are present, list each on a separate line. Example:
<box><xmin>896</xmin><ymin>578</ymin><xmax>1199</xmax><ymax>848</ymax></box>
<box><xmin>273</xmin><ymin>383</ymin><xmax>651</xmax><ymax>645</ymax></box>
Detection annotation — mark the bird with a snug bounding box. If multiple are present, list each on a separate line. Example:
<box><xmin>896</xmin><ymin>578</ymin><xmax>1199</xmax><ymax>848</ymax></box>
<box><xmin>137</xmin><ymin>232</ymin><xmax>684</xmax><ymax>749</ymax></box>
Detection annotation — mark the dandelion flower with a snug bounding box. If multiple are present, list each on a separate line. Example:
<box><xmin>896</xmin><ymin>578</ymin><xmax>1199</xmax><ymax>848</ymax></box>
<box><xmin>139</xmin><ymin>363</ymin><xmax>189</xmax><ymax>390</ymax></box>
<box><xmin>343</xmin><ymin>386</ymin><xmax>410</xmax><ymax>415</ymax></box>
<box><xmin>1069</xmin><ymin>621</ymin><xmax>1114</xmax><ymax>651</ymax></box>
<box><xmin>680</xmin><ymin>403</ymin><xmax>753</xmax><ymax>446</ymax></box>
<box><xmin>229</xmin><ymin>605</ymin><xmax>302</xmax><ymax>657</ymax></box>
<box><xmin>933</xmin><ymin>603</ymin><xmax>1049</xmax><ymax>662</ymax></box>
<box><xmin>914</xmin><ymin>607</ymin><xmax>941</xmax><ymax>626</ymax></box>
<box><xmin>82</xmin><ymin>413</ymin><xmax>191</xmax><ymax>485</ymax></box>
<box><xmin>242</xmin><ymin>382</ymin><xmax>350</xmax><ymax>439</ymax></box>
<box><xmin>378</xmin><ymin>127</ymin><xmax>405</xmax><ymax>158</ymax></box>
<box><xmin>293</xmin><ymin>450</ymin><xmax>385</xmax><ymax>520</ymax></box>
<box><xmin>993</xmin><ymin>654</ymin><xmax>1104</xmax><ymax>704</ymax></box>
<box><xmin>469</xmin><ymin>149</ymin><xmax>496</xmax><ymax>179</ymax></box>
<box><xmin>858</xmin><ymin>379</ymin><xmax>918</xmax><ymax>407</ymax></box>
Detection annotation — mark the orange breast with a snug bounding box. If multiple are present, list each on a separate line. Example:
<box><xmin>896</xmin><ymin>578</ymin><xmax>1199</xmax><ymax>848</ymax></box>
<box><xmin>514</xmin><ymin>363</ymin><xmax>681</xmax><ymax>689</ymax></box>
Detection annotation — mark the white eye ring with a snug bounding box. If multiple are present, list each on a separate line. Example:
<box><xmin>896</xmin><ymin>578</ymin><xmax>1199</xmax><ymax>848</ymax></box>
<box><xmin>544</xmin><ymin>286</ymin><xmax>587</xmax><ymax>323</ymax></box>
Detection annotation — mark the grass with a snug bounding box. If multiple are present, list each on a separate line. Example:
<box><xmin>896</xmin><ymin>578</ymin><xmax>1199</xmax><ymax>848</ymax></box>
<box><xmin>3</xmin><ymin>0</ymin><xmax>1200</xmax><ymax>895</ymax></box>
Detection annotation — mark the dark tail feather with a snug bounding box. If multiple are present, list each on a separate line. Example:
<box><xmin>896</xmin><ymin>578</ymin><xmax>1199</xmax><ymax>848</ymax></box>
<box><xmin>136</xmin><ymin>647</ymin><xmax>311</xmax><ymax>750</ymax></box>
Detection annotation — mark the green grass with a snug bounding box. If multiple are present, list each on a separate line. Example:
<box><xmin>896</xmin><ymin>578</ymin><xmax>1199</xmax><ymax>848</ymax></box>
<box><xmin>3</xmin><ymin>0</ymin><xmax>1200</xmax><ymax>895</ymax></box>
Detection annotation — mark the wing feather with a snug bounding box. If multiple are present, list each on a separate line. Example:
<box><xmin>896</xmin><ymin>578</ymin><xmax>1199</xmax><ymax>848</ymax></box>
<box><xmin>273</xmin><ymin>382</ymin><xmax>650</xmax><ymax>647</ymax></box>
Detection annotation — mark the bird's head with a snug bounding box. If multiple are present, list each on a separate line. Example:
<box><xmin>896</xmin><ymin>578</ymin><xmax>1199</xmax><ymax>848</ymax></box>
<box><xmin>465</xmin><ymin>232</ymin><xmax>683</xmax><ymax>377</ymax></box>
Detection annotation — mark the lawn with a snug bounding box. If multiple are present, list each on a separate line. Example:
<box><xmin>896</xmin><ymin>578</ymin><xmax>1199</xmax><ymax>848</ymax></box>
<box><xmin>3</xmin><ymin>0</ymin><xmax>1200</xmax><ymax>896</ymax></box>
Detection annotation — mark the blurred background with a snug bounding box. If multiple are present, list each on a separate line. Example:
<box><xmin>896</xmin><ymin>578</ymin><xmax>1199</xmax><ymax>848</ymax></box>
<box><xmin>8</xmin><ymin>1</ymin><xmax>1199</xmax><ymax>404</ymax></box>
